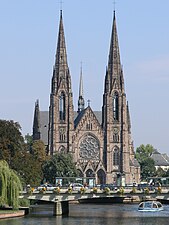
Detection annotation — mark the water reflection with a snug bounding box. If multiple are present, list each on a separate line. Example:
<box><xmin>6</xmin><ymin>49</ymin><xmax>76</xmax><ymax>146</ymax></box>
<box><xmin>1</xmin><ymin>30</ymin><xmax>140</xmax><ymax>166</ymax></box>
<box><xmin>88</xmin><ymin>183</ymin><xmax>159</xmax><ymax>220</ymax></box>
<box><xmin>0</xmin><ymin>203</ymin><xmax>169</xmax><ymax>225</ymax></box>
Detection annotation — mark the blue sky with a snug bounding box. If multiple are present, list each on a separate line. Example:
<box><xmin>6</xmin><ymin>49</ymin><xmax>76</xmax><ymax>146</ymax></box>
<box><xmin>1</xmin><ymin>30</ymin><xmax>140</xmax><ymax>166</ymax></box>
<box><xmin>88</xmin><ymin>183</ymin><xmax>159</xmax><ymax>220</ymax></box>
<box><xmin>0</xmin><ymin>1</ymin><xmax>169</xmax><ymax>154</ymax></box>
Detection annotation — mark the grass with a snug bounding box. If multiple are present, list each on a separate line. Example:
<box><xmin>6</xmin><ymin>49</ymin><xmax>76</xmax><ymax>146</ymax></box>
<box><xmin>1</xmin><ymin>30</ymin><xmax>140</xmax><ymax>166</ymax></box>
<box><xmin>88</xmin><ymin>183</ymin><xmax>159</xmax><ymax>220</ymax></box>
<box><xmin>0</xmin><ymin>210</ymin><xmax>19</xmax><ymax>214</ymax></box>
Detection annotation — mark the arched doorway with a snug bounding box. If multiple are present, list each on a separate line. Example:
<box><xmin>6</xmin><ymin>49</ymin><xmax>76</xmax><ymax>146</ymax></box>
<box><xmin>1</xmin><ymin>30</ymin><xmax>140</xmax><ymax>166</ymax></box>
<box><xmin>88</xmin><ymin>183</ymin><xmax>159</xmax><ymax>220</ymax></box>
<box><xmin>86</xmin><ymin>169</ymin><xmax>95</xmax><ymax>187</ymax></box>
<box><xmin>97</xmin><ymin>169</ymin><xmax>106</xmax><ymax>184</ymax></box>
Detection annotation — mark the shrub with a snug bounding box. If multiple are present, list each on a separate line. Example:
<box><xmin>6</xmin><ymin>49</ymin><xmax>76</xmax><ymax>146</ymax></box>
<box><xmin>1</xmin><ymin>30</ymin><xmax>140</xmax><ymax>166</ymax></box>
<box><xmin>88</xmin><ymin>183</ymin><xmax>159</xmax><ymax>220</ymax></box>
<box><xmin>19</xmin><ymin>198</ymin><xmax>30</xmax><ymax>207</ymax></box>
<box><xmin>39</xmin><ymin>187</ymin><xmax>46</xmax><ymax>194</ymax></box>
<box><xmin>92</xmin><ymin>187</ymin><xmax>98</xmax><ymax>194</ymax></box>
<box><xmin>130</xmin><ymin>187</ymin><xmax>136</xmax><ymax>194</ymax></box>
<box><xmin>67</xmin><ymin>187</ymin><xmax>72</xmax><ymax>194</ymax></box>
<box><xmin>156</xmin><ymin>186</ymin><xmax>162</xmax><ymax>194</ymax></box>
<box><xmin>144</xmin><ymin>188</ymin><xmax>149</xmax><ymax>194</ymax></box>
<box><xmin>103</xmin><ymin>187</ymin><xmax>110</xmax><ymax>195</ymax></box>
<box><xmin>53</xmin><ymin>187</ymin><xmax>60</xmax><ymax>194</ymax></box>
<box><xmin>117</xmin><ymin>187</ymin><xmax>124</xmax><ymax>195</ymax></box>
<box><xmin>79</xmin><ymin>187</ymin><xmax>86</xmax><ymax>194</ymax></box>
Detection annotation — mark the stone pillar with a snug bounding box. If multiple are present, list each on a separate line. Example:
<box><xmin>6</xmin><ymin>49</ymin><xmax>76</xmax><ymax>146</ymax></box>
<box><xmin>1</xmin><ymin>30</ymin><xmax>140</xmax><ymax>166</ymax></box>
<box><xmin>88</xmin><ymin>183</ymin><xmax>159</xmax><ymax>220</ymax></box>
<box><xmin>53</xmin><ymin>201</ymin><xmax>69</xmax><ymax>216</ymax></box>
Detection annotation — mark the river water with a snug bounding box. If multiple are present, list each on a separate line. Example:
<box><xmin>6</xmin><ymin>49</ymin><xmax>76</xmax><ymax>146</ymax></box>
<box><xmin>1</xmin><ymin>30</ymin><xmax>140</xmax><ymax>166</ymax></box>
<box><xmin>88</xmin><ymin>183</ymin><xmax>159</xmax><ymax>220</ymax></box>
<box><xmin>0</xmin><ymin>203</ymin><xmax>169</xmax><ymax>225</ymax></box>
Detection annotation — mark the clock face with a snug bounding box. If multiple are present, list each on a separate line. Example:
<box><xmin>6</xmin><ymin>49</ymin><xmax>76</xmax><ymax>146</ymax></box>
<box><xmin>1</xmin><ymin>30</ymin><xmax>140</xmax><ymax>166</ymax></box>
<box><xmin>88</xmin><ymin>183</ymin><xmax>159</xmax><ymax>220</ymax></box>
<box><xmin>113</xmin><ymin>128</ymin><xmax>118</xmax><ymax>134</ymax></box>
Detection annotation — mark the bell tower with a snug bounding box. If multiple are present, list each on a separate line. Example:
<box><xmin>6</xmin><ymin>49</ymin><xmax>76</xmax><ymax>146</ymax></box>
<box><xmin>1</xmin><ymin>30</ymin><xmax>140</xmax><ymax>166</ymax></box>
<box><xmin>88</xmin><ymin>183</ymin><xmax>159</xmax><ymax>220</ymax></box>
<box><xmin>48</xmin><ymin>11</ymin><xmax>74</xmax><ymax>155</ymax></box>
<box><xmin>102</xmin><ymin>11</ymin><xmax>131</xmax><ymax>184</ymax></box>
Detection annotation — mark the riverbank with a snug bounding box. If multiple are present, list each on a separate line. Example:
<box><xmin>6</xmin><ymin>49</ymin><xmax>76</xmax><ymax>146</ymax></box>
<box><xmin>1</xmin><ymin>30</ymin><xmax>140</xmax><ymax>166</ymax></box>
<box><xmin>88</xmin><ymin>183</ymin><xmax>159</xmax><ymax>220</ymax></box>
<box><xmin>0</xmin><ymin>210</ymin><xmax>25</xmax><ymax>219</ymax></box>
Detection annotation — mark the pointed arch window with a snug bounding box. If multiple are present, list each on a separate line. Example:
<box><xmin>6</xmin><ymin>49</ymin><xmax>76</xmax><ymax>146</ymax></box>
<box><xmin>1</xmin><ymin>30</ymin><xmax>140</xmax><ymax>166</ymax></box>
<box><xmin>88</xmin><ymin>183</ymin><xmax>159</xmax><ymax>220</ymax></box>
<box><xmin>113</xmin><ymin>148</ymin><xmax>119</xmax><ymax>166</ymax></box>
<box><xmin>113</xmin><ymin>92</ymin><xmax>119</xmax><ymax>121</ymax></box>
<box><xmin>59</xmin><ymin>92</ymin><xmax>66</xmax><ymax>121</ymax></box>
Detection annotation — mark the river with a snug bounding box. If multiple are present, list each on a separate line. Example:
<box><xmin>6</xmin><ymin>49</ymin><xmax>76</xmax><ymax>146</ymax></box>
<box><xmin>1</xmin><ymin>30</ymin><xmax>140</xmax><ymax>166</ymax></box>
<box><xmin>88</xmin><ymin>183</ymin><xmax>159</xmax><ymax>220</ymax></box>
<box><xmin>0</xmin><ymin>203</ymin><xmax>169</xmax><ymax>225</ymax></box>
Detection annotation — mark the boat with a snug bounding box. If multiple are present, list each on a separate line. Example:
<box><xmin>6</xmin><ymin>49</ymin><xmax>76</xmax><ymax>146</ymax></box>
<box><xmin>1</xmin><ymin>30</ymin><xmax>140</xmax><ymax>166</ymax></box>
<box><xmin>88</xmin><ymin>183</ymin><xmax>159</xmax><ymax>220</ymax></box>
<box><xmin>138</xmin><ymin>201</ymin><xmax>163</xmax><ymax>212</ymax></box>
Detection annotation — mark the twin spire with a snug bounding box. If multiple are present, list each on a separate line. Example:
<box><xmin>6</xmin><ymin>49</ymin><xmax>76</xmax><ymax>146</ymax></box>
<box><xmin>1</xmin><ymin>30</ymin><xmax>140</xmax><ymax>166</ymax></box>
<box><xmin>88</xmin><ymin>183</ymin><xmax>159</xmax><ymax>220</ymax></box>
<box><xmin>106</xmin><ymin>11</ymin><xmax>124</xmax><ymax>93</ymax></box>
<box><xmin>54</xmin><ymin>10</ymin><xmax>68</xmax><ymax>77</ymax></box>
<box><xmin>54</xmin><ymin>10</ymin><xmax>123</xmax><ymax>109</ymax></box>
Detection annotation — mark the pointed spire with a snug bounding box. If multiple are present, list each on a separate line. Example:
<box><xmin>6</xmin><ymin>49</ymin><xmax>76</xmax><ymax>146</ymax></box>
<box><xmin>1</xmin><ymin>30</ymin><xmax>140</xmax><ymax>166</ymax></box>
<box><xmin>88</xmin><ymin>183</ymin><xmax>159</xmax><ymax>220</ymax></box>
<box><xmin>127</xmin><ymin>101</ymin><xmax>131</xmax><ymax>133</ymax></box>
<box><xmin>33</xmin><ymin>99</ymin><xmax>41</xmax><ymax>140</ymax></box>
<box><xmin>79</xmin><ymin>63</ymin><xmax>84</xmax><ymax>98</ymax></box>
<box><xmin>78</xmin><ymin>63</ymin><xmax>85</xmax><ymax>113</ymax></box>
<box><xmin>108</xmin><ymin>11</ymin><xmax>122</xmax><ymax>89</ymax></box>
<box><xmin>54</xmin><ymin>10</ymin><xmax>68</xmax><ymax>75</ymax></box>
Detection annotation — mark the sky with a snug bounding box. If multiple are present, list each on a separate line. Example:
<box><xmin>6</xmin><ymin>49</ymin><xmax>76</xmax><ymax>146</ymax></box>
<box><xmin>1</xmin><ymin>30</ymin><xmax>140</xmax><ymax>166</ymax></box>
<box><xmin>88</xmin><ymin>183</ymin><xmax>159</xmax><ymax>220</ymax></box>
<box><xmin>0</xmin><ymin>0</ymin><xmax>169</xmax><ymax>154</ymax></box>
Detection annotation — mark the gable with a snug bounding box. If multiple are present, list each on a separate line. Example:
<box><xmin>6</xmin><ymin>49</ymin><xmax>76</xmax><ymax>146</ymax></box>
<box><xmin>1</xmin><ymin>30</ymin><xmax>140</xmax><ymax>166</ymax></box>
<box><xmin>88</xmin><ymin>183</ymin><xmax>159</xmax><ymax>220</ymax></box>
<box><xmin>74</xmin><ymin>107</ymin><xmax>102</xmax><ymax>133</ymax></box>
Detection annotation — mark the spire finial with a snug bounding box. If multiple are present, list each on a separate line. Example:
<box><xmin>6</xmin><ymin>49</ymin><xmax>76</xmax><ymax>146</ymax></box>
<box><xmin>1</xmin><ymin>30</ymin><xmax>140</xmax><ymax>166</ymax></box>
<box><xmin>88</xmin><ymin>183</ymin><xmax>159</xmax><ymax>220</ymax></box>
<box><xmin>113</xmin><ymin>0</ymin><xmax>116</xmax><ymax>12</ymax></box>
<box><xmin>87</xmin><ymin>100</ymin><xmax>91</xmax><ymax>107</ymax></box>
<box><xmin>60</xmin><ymin>0</ymin><xmax>63</xmax><ymax>11</ymax></box>
<box><xmin>79</xmin><ymin>61</ymin><xmax>83</xmax><ymax>98</ymax></box>
<box><xmin>77</xmin><ymin>62</ymin><xmax>85</xmax><ymax>113</ymax></box>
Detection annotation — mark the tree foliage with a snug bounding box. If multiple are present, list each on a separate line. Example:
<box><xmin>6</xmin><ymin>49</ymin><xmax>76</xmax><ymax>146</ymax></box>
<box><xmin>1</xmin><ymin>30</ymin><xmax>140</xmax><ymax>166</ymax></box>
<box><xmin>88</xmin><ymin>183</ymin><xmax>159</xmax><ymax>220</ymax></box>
<box><xmin>11</xmin><ymin>140</ymin><xmax>47</xmax><ymax>187</ymax></box>
<box><xmin>31</xmin><ymin>140</ymin><xmax>47</xmax><ymax>162</ymax></box>
<box><xmin>0</xmin><ymin>160</ymin><xmax>22</xmax><ymax>209</ymax></box>
<box><xmin>42</xmin><ymin>153</ymin><xmax>78</xmax><ymax>184</ymax></box>
<box><xmin>0</xmin><ymin>120</ymin><xmax>24</xmax><ymax>165</ymax></box>
<box><xmin>136</xmin><ymin>144</ymin><xmax>156</xmax><ymax>179</ymax></box>
<box><xmin>155</xmin><ymin>167</ymin><xmax>166</xmax><ymax>177</ymax></box>
<box><xmin>0</xmin><ymin>120</ymin><xmax>48</xmax><ymax>187</ymax></box>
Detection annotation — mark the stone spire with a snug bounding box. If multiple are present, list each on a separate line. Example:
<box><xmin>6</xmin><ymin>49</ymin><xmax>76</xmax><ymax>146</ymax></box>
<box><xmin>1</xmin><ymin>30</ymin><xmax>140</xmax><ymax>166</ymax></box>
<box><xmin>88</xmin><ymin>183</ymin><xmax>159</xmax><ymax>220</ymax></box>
<box><xmin>33</xmin><ymin>99</ymin><xmax>40</xmax><ymax>140</ymax></box>
<box><xmin>78</xmin><ymin>64</ymin><xmax>85</xmax><ymax>113</ymax></box>
<box><xmin>52</xmin><ymin>10</ymin><xmax>70</xmax><ymax>94</ymax></box>
<box><xmin>127</xmin><ymin>101</ymin><xmax>131</xmax><ymax>134</ymax></box>
<box><xmin>48</xmin><ymin>10</ymin><xmax>74</xmax><ymax>155</ymax></box>
<box><xmin>108</xmin><ymin>11</ymin><xmax>123</xmax><ymax>92</ymax></box>
<box><xmin>55</xmin><ymin>10</ymin><xmax>68</xmax><ymax>70</ymax></box>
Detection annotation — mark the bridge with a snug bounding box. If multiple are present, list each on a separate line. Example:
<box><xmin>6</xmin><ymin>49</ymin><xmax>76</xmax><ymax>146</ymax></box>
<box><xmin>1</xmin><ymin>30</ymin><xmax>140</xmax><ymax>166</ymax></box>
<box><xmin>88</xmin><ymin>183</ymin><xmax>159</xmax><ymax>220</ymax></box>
<box><xmin>20</xmin><ymin>188</ymin><xmax>169</xmax><ymax>216</ymax></box>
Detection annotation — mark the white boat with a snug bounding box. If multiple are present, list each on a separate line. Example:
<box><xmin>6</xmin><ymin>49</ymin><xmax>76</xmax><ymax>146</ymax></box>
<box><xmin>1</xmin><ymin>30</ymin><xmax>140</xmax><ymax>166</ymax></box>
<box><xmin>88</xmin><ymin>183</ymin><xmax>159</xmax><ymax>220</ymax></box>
<box><xmin>138</xmin><ymin>201</ymin><xmax>163</xmax><ymax>212</ymax></box>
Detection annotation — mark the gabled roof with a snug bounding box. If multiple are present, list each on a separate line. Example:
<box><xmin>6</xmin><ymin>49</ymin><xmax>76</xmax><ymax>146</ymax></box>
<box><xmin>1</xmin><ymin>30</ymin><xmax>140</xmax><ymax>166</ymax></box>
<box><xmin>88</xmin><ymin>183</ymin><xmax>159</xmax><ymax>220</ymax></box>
<box><xmin>74</xmin><ymin>109</ymin><xmax>102</xmax><ymax>128</ymax></box>
<box><xmin>151</xmin><ymin>151</ymin><xmax>169</xmax><ymax>167</ymax></box>
<box><xmin>39</xmin><ymin>111</ymin><xmax>49</xmax><ymax>145</ymax></box>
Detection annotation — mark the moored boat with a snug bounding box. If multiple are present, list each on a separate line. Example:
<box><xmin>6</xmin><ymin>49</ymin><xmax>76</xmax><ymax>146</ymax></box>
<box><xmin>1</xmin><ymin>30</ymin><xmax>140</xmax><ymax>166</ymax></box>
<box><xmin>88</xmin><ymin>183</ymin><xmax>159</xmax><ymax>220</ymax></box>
<box><xmin>138</xmin><ymin>201</ymin><xmax>163</xmax><ymax>212</ymax></box>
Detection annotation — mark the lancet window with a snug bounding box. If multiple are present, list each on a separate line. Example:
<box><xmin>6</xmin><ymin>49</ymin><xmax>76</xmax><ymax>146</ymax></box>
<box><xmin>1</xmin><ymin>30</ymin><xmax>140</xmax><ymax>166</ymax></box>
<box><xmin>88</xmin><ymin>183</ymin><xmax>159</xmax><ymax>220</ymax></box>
<box><xmin>113</xmin><ymin>92</ymin><xmax>119</xmax><ymax>121</ymax></box>
<box><xmin>59</xmin><ymin>92</ymin><xmax>66</xmax><ymax>121</ymax></box>
<box><xmin>113</xmin><ymin>148</ymin><xmax>119</xmax><ymax>166</ymax></box>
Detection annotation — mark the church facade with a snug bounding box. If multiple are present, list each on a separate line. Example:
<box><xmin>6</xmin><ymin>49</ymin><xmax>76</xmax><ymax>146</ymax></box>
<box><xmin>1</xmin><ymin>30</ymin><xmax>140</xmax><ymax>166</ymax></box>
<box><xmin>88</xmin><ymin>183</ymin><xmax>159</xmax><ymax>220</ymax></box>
<box><xmin>33</xmin><ymin>11</ymin><xmax>140</xmax><ymax>185</ymax></box>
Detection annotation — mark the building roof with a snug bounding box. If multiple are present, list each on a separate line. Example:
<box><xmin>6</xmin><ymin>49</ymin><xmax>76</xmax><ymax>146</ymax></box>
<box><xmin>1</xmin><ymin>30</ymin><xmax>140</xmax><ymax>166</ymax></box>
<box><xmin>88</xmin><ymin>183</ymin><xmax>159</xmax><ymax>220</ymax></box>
<box><xmin>39</xmin><ymin>111</ymin><xmax>49</xmax><ymax>145</ymax></box>
<box><xmin>151</xmin><ymin>150</ymin><xmax>169</xmax><ymax>167</ymax></box>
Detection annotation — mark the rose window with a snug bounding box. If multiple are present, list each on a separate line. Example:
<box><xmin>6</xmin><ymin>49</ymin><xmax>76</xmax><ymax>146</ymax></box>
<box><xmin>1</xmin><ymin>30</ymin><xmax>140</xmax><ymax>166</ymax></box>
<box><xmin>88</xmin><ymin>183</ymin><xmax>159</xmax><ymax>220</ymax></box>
<box><xmin>79</xmin><ymin>134</ymin><xmax>100</xmax><ymax>159</ymax></box>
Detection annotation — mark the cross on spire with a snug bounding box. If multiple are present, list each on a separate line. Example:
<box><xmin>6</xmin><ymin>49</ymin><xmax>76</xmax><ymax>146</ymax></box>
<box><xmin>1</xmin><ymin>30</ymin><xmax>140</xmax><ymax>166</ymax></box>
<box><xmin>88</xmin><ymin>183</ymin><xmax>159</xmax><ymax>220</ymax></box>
<box><xmin>113</xmin><ymin>0</ymin><xmax>116</xmax><ymax>11</ymax></box>
<box><xmin>59</xmin><ymin>0</ymin><xmax>63</xmax><ymax>11</ymax></box>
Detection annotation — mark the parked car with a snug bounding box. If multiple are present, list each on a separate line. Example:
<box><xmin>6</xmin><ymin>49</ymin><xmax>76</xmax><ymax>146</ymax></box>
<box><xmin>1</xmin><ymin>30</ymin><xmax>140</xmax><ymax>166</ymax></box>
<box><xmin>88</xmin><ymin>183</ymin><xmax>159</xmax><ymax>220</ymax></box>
<box><xmin>137</xmin><ymin>182</ymin><xmax>150</xmax><ymax>191</ymax></box>
<box><xmin>100</xmin><ymin>184</ymin><xmax>118</xmax><ymax>191</ymax></box>
<box><xmin>36</xmin><ymin>183</ymin><xmax>56</xmax><ymax>191</ymax></box>
<box><xmin>69</xmin><ymin>183</ymin><xmax>85</xmax><ymax>191</ymax></box>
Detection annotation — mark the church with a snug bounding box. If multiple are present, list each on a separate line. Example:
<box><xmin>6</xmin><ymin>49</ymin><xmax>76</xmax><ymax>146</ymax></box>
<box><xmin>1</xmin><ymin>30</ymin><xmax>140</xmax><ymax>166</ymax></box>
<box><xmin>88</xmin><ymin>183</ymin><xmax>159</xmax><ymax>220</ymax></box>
<box><xmin>32</xmin><ymin>10</ymin><xmax>140</xmax><ymax>186</ymax></box>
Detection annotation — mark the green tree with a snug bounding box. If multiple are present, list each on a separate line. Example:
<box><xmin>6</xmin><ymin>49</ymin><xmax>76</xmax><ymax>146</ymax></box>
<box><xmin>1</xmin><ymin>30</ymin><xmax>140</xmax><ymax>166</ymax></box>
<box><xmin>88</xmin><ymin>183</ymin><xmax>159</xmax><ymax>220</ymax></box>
<box><xmin>24</xmin><ymin>133</ymin><xmax>33</xmax><ymax>146</ymax></box>
<box><xmin>135</xmin><ymin>144</ymin><xmax>154</xmax><ymax>161</ymax></box>
<box><xmin>155</xmin><ymin>167</ymin><xmax>166</xmax><ymax>177</ymax></box>
<box><xmin>0</xmin><ymin>160</ymin><xmax>22</xmax><ymax>209</ymax></box>
<box><xmin>11</xmin><ymin>151</ymin><xmax>44</xmax><ymax>187</ymax></box>
<box><xmin>136</xmin><ymin>144</ymin><xmax>156</xmax><ymax>180</ymax></box>
<box><xmin>11</xmin><ymin>140</ymin><xmax>48</xmax><ymax>187</ymax></box>
<box><xmin>31</xmin><ymin>140</ymin><xmax>47</xmax><ymax>162</ymax></box>
<box><xmin>0</xmin><ymin>120</ymin><xmax>24</xmax><ymax>166</ymax></box>
<box><xmin>42</xmin><ymin>153</ymin><xmax>78</xmax><ymax>184</ymax></box>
